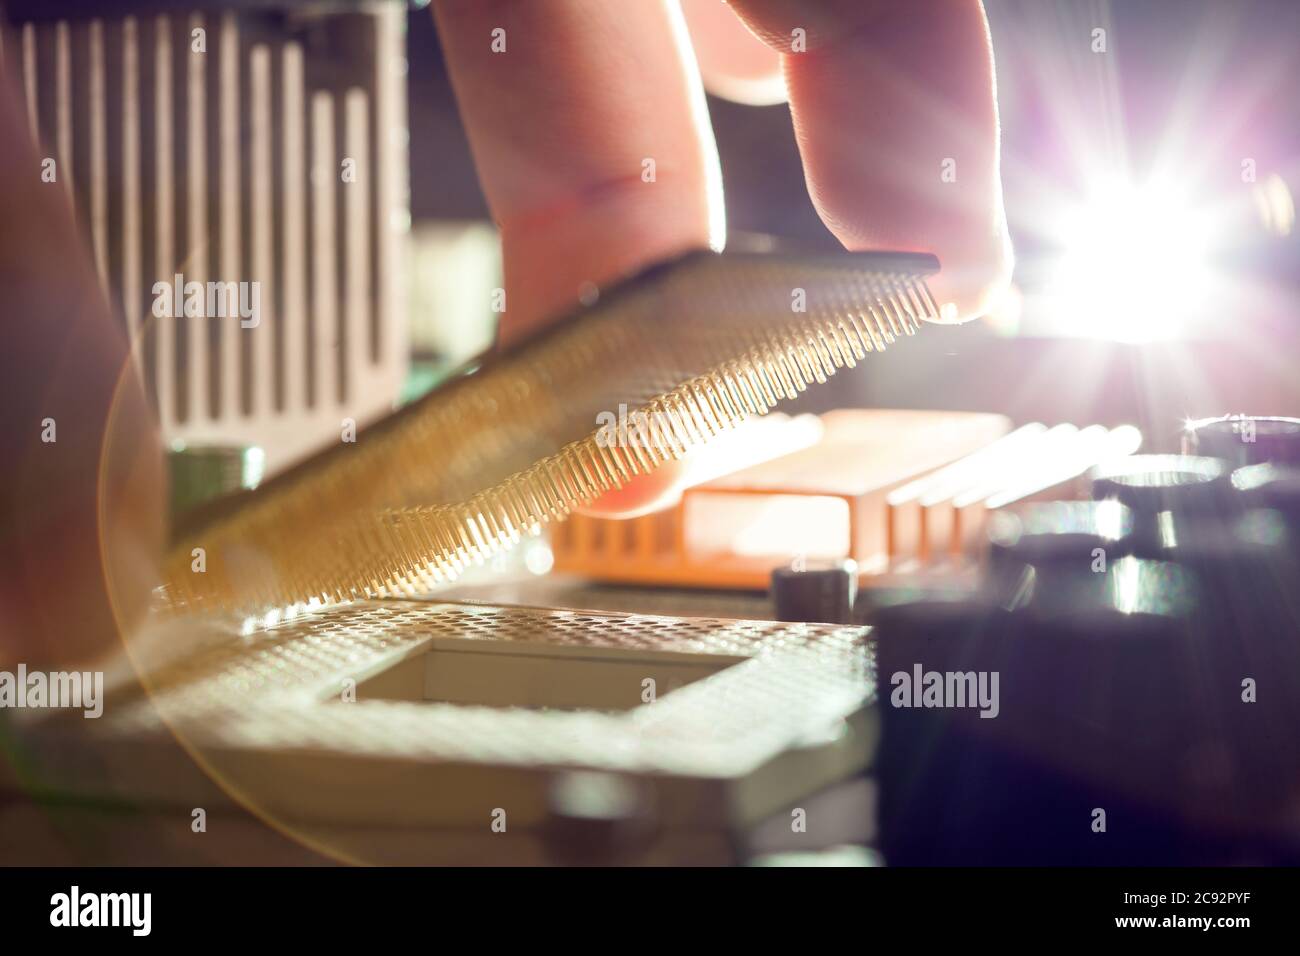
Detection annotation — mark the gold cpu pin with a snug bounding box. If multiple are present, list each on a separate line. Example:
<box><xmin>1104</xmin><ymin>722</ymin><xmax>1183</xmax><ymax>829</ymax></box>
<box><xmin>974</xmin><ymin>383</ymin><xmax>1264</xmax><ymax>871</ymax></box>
<box><xmin>164</xmin><ymin>248</ymin><xmax>940</xmax><ymax>611</ymax></box>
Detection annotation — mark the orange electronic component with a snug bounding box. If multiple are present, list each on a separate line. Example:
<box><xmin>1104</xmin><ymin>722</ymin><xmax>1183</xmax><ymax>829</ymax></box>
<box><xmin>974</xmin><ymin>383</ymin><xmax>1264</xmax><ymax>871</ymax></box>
<box><xmin>551</xmin><ymin>409</ymin><xmax>1012</xmax><ymax>589</ymax></box>
<box><xmin>886</xmin><ymin>423</ymin><xmax>1143</xmax><ymax>566</ymax></box>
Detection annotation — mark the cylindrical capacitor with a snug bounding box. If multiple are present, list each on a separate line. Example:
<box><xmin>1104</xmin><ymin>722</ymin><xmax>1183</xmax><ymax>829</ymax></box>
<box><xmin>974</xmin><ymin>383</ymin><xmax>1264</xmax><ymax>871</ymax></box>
<box><xmin>1183</xmin><ymin>415</ymin><xmax>1300</xmax><ymax>468</ymax></box>
<box><xmin>987</xmin><ymin>500</ymin><xmax>1133</xmax><ymax>569</ymax></box>
<box><xmin>1089</xmin><ymin>454</ymin><xmax>1231</xmax><ymax>555</ymax></box>
<box><xmin>985</xmin><ymin>500</ymin><xmax>1133</xmax><ymax>609</ymax></box>
<box><xmin>770</xmin><ymin>559</ymin><xmax>857</xmax><ymax>624</ymax></box>
<box><xmin>1234</xmin><ymin>463</ymin><xmax>1300</xmax><ymax>535</ymax></box>
<box><xmin>1154</xmin><ymin>506</ymin><xmax>1300</xmax><ymax>794</ymax></box>
<box><xmin>1090</xmin><ymin>454</ymin><xmax>1230</xmax><ymax>513</ymax></box>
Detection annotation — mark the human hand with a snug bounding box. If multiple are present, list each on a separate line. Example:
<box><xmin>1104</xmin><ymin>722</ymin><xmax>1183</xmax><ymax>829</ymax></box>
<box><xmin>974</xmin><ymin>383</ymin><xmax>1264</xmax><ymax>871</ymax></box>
<box><xmin>433</xmin><ymin>0</ymin><xmax>1012</xmax><ymax>516</ymax></box>
<box><xmin>0</xmin><ymin>78</ymin><xmax>163</xmax><ymax>671</ymax></box>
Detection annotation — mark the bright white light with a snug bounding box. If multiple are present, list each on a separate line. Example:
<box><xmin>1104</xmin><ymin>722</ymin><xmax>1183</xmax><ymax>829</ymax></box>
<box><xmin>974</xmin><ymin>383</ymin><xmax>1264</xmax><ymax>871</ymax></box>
<box><xmin>1046</xmin><ymin>178</ymin><xmax>1215</xmax><ymax>342</ymax></box>
<box><xmin>523</xmin><ymin>540</ymin><xmax>554</xmax><ymax>576</ymax></box>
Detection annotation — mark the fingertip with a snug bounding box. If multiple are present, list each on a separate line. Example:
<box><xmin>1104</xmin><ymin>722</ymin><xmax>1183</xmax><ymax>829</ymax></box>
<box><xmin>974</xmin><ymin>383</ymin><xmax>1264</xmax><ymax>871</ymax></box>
<box><xmin>680</xmin><ymin>0</ymin><xmax>787</xmax><ymax>106</ymax></box>
<box><xmin>763</xmin><ymin>0</ymin><xmax>1009</xmax><ymax>324</ymax></box>
<box><xmin>925</xmin><ymin>226</ymin><xmax>1015</xmax><ymax>324</ymax></box>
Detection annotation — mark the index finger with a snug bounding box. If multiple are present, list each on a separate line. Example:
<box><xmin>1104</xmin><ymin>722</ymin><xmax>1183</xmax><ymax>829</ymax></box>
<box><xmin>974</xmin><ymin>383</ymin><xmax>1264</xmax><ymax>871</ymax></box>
<box><xmin>431</xmin><ymin>0</ymin><xmax>724</xmax><ymax>515</ymax></box>
<box><xmin>432</xmin><ymin>0</ymin><xmax>724</xmax><ymax>343</ymax></box>
<box><xmin>728</xmin><ymin>0</ymin><xmax>1013</xmax><ymax>322</ymax></box>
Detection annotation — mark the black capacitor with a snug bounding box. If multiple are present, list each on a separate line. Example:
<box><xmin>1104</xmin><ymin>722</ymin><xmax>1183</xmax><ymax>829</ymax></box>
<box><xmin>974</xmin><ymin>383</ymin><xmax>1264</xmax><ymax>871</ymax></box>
<box><xmin>985</xmin><ymin>500</ymin><xmax>1134</xmax><ymax>611</ymax></box>
<box><xmin>770</xmin><ymin>559</ymin><xmax>857</xmax><ymax>624</ymax></box>
<box><xmin>1147</xmin><ymin>508</ymin><xmax>1300</xmax><ymax>802</ymax></box>
<box><xmin>871</xmin><ymin>599</ymin><xmax>1205</xmax><ymax>865</ymax></box>
<box><xmin>987</xmin><ymin>500</ymin><xmax>1133</xmax><ymax>570</ymax></box>
<box><xmin>872</xmin><ymin>598</ymin><xmax>1021</xmax><ymax>684</ymax></box>
<box><xmin>1090</xmin><ymin>454</ymin><xmax>1231</xmax><ymax>556</ymax></box>
<box><xmin>1183</xmin><ymin>415</ymin><xmax>1300</xmax><ymax>468</ymax></box>
<box><xmin>1090</xmin><ymin>454</ymin><xmax>1231</xmax><ymax>513</ymax></box>
<box><xmin>1234</xmin><ymin>463</ymin><xmax>1300</xmax><ymax>534</ymax></box>
<box><xmin>876</xmin><ymin>532</ymin><xmax>1300</xmax><ymax>861</ymax></box>
<box><xmin>1158</xmin><ymin>507</ymin><xmax>1292</xmax><ymax>563</ymax></box>
<box><xmin>1021</xmin><ymin>606</ymin><xmax>1202</xmax><ymax>752</ymax></box>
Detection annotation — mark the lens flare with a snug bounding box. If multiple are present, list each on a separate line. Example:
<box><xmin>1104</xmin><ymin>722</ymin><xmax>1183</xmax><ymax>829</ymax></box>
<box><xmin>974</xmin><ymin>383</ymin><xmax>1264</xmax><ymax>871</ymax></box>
<box><xmin>1045</xmin><ymin>178</ymin><xmax>1215</xmax><ymax>342</ymax></box>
